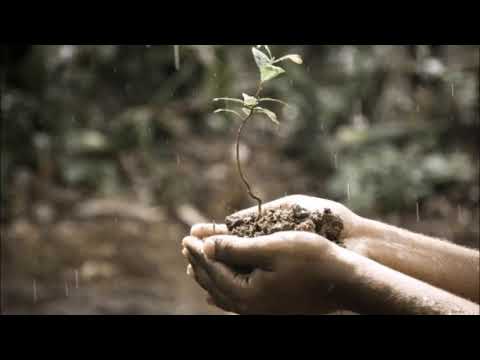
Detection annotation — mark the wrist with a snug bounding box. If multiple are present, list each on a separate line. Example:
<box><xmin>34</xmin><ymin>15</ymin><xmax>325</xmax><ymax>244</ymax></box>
<box><xmin>331</xmin><ymin>247</ymin><xmax>390</xmax><ymax>314</ymax></box>
<box><xmin>323</xmin><ymin>245</ymin><xmax>370</xmax><ymax>312</ymax></box>
<box><xmin>354</xmin><ymin>215</ymin><xmax>380</xmax><ymax>238</ymax></box>
<box><xmin>341</xmin><ymin>215</ymin><xmax>377</xmax><ymax>257</ymax></box>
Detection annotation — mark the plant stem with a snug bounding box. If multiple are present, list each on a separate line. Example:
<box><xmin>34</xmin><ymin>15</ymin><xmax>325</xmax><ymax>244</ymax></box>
<box><xmin>236</xmin><ymin>112</ymin><xmax>263</xmax><ymax>217</ymax></box>
<box><xmin>235</xmin><ymin>81</ymin><xmax>264</xmax><ymax>217</ymax></box>
<box><xmin>255</xmin><ymin>81</ymin><xmax>263</xmax><ymax>97</ymax></box>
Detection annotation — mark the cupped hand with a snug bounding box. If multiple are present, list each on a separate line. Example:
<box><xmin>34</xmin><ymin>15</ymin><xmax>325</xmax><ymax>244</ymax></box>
<box><xmin>191</xmin><ymin>195</ymin><xmax>363</xmax><ymax>240</ymax></box>
<box><xmin>182</xmin><ymin>230</ymin><xmax>355</xmax><ymax>314</ymax></box>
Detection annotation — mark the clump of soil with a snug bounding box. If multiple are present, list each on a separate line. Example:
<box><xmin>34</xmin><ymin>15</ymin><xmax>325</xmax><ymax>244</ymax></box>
<box><xmin>225</xmin><ymin>204</ymin><xmax>344</xmax><ymax>244</ymax></box>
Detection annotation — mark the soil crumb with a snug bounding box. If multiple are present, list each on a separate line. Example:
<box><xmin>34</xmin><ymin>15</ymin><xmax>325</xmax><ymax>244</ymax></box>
<box><xmin>225</xmin><ymin>204</ymin><xmax>344</xmax><ymax>244</ymax></box>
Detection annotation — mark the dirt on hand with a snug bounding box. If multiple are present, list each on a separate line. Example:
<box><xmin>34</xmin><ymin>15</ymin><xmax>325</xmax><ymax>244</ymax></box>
<box><xmin>225</xmin><ymin>204</ymin><xmax>344</xmax><ymax>244</ymax></box>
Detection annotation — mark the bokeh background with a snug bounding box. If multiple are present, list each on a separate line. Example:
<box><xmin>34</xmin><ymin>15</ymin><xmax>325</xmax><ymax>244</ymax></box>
<box><xmin>1</xmin><ymin>45</ymin><xmax>478</xmax><ymax>314</ymax></box>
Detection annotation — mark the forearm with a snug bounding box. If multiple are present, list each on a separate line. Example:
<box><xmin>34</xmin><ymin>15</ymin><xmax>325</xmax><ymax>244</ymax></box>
<box><xmin>344</xmin><ymin>217</ymin><xmax>480</xmax><ymax>303</ymax></box>
<box><xmin>335</xmin><ymin>249</ymin><xmax>480</xmax><ymax>315</ymax></box>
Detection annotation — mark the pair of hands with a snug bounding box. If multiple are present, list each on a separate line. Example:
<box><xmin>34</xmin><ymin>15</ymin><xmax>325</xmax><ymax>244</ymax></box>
<box><xmin>182</xmin><ymin>195</ymin><xmax>365</xmax><ymax>314</ymax></box>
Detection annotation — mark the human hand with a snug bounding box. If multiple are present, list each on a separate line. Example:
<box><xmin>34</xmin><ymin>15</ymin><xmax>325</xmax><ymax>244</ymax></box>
<box><xmin>182</xmin><ymin>230</ymin><xmax>356</xmax><ymax>314</ymax></box>
<box><xmin>190</xmin><ymin>195</ymin><xmax>365</xmax><ymax>244</ymax></box>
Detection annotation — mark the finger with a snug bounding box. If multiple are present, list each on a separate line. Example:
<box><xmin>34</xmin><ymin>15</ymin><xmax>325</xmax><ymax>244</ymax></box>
<box><xmin>183</xmin><ymin>236</ymin><xmax>248</xmax><ymax>300</ymax></box>
<box><xmin>187</xmin><ymin>254</ymin><xmax>223</xmax><ymax>300</ymax></box>
<box><xmin>188</xmin><ymin>254</ymin><xmax>220</xmax><ymax>296</ymax></box>
<box><xmin>203</xmin><ymin>235</ymin><xmax>274</xmax><ymax>269</ymax></box>
<box><xmin>183</xmin><ymin>236</ymin><xmax>206</xmax><ymax>260</ymax></box>
<box><xmin>187</xmin><ymin>251</ymin><xmax>239</xmax><ymax>312</ymax></box>
<box><xmin>206</xmin><ymin>295</ymin><xmax>238</xmax><ymax>314</ymax></box>
<box><xmin>182</xmin><ymin>235</ymin><xmax>202</xmax><ymax>250</ymax></box>
<box><xmin>191</xmin><ymin>223</ymin><xmax>229</xmax><ymax>239</ymax></box>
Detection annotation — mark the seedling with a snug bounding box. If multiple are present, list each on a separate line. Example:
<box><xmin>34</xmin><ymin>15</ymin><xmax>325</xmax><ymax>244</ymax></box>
<box><xmin>213</xmin><ymin>45</ymin><xmax>303</xmax><ymax>217</ymax></box>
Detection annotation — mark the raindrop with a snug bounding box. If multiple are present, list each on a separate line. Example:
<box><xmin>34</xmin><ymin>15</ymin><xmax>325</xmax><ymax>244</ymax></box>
<box><xmin>416</xmin><ymin>201</ymin><xmax>420</xmax><ymax>223</ymax></box>
<box><xmin>75</xmin><ymin>269</ymin><xmax>79</xmax><ymax>289</ymax></box>
<box><xmin>65</xmin><ymin>281</ymin><xmax>69</xmax><ymax>297</ymax></box>
<box><xmin>174</xmin><ymin>45</ymin><xmax>180</xmax><ymax>71</ymax></box>
<box><xmin>451</xmin><ymin>83</ymin><xmax>455</xmax><ymax>98</ymax></box>
<box><xmin>33</xmin><ymin>279</ymin><xmax>37</xmax><ymax>304</ymax></box>
<box><xmin>347</xmin><ymin>183</ymin><xmax>351</xmax><ymax>201</ymax></box>
<box><xmin>333</xmin><ymin>153</ymin><xmax>338</xmax><ymax>169</ymax></box>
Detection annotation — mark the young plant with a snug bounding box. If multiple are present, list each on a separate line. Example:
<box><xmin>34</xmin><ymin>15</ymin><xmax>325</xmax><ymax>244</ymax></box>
<box><xmin>213</xmin><ymin>45</ymin><xmax>303</xmax><ymax>217</ymax></box>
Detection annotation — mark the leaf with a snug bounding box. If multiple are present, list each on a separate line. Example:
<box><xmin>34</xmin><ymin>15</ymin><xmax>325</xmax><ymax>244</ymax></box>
<box><xmin>242</xmin><ymin>93</ymin><xmax>258</xmax><ymax>107</ymax></box>
<box><xmin>252</xmin><ymin>47</ymin><xmax>272</xmax><ymax>69</ymax></box>
<box><xmin>214</xmin><ymin>109</ymin><xmax>243</xmax><ymax>119</ymax></box>
<box><xmin>259</xmin><ymin>98</ymin><xmax>289</xmax><ymax>107</ymax></box>
<box><xmin>255</xmin><ymin>107</ymin><xmax>279</xmax><ymax>125</ymax></box>
<box><xmin>274</xmin><ymin>54</ymin><xmax>303</xmax><ymax>64</ymax></box>
<box><xmin>260</xmin><ymin>64</ymin><xmax>285</xmax><ymax>83</ymax></box>
<box><xmin>213</xmin><ymin>97</ymin><xmax>244</xmax><ymax>105</ymax></box>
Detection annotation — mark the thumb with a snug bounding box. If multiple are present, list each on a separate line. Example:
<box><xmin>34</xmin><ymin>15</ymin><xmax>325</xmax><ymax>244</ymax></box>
<box><xmin>203</xmin><ymin>235</ymin><xmax>273</xmax><ymax>269</ymax></box>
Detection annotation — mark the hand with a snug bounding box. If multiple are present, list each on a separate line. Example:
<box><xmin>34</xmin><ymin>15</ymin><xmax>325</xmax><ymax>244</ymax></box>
<box><xmin>190</xmin><ymin>195</ymin><xmax>364</xmax><ymax>241</ymax></box>
<box><xmin>182</xmin><ymin>231</ymin><xmax>356</xmax><ymax>314</ymax></box>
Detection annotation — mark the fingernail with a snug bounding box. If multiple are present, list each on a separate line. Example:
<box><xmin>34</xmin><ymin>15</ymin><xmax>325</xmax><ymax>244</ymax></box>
<box><xmin>182</xmin><ymin>248</ymin><xmax>189</xmax><ymax>258</ymax></box>
<box><xmin>186</xmin><ymin>264</ymin><xmax>193</xmax><ymax>277</ymax></box>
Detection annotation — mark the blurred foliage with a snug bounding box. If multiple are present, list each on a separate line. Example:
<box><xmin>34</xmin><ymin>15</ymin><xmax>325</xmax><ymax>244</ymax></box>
<box><xmin>2</xmin><ymin>44</ymin><xmax>479</xmax><ymax>314</ymax></box>
<box><xmin>1</xmin><ymin>45</ymin><xmax>479</xmax><ymax>218</ymax></box>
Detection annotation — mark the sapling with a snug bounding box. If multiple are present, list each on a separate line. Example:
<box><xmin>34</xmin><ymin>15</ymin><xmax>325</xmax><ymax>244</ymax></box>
<box><xmin>212</xmin><ymin>46</ymin><xmax>345</xmax><ymax>242</ymax></box>
<box><xmin>213</xmin><ymin>45</ymin><xmax>303</xmax><ymax>217</ymax></box>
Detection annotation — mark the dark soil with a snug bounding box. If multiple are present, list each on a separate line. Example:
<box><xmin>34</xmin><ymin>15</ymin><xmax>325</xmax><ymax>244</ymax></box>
<box><xmin>225</xmin><ymin>204</ymin><xmax>344</xmax><ymax>244</ymax></box>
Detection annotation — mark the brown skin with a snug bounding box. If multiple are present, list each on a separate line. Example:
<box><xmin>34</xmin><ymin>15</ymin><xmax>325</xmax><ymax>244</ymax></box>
<box><xmin>183</xmin><ymin>231</ymin><xmax>351</xmax><ymax>314</ymax></box>
<box><xmin>190</xmin><ymin>195</ymin><xmax>480</xmax><ymax>303</ymax></box>
<box><xmin>182</xmin><ymin>195</ymin><xmax>480</xmax><ymax>314</ymax></box>
<box><xmin>182</xmin><ymin>232</ymin><xmax>479</xmax><ymax>315</ymax></box>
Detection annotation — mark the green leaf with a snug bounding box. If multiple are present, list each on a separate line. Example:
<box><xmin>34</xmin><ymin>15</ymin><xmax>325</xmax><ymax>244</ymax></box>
<box><xmin>259</xmin><ymin>98</ymin><xmax>289</xmax><ymax>106</ymax></box>
<box><xmin>214</xmin><ymin>109</ymin><xmax>243</xmax><ymax>119</ymax></box>
<box><xmin>242</xmin><ymin>93</ymin><xmax>258</xmax><ymax>107</ymax></box>
<box><xmin>255</xmin><ymin>107</ymin><xmax>279</xmax><ymax>125</ymax></box>
<box><xmin>213</xmin><ymin>97</ymin><xmax>244</xmax><ymax>105</ymax></box>
<box><xmin>252</xmin><ymin>47</ymin><xmax>272</xmax><ymax>69</ymax></box>
<box><xmin>274</xmin><ymin>54</ymin><xmax>303</xmax><ymax>64</ymax></box>
<box><xmin>260</xmin><ymin>64</ymin><xmax>285</xmax><ymax>83</ymax></box>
